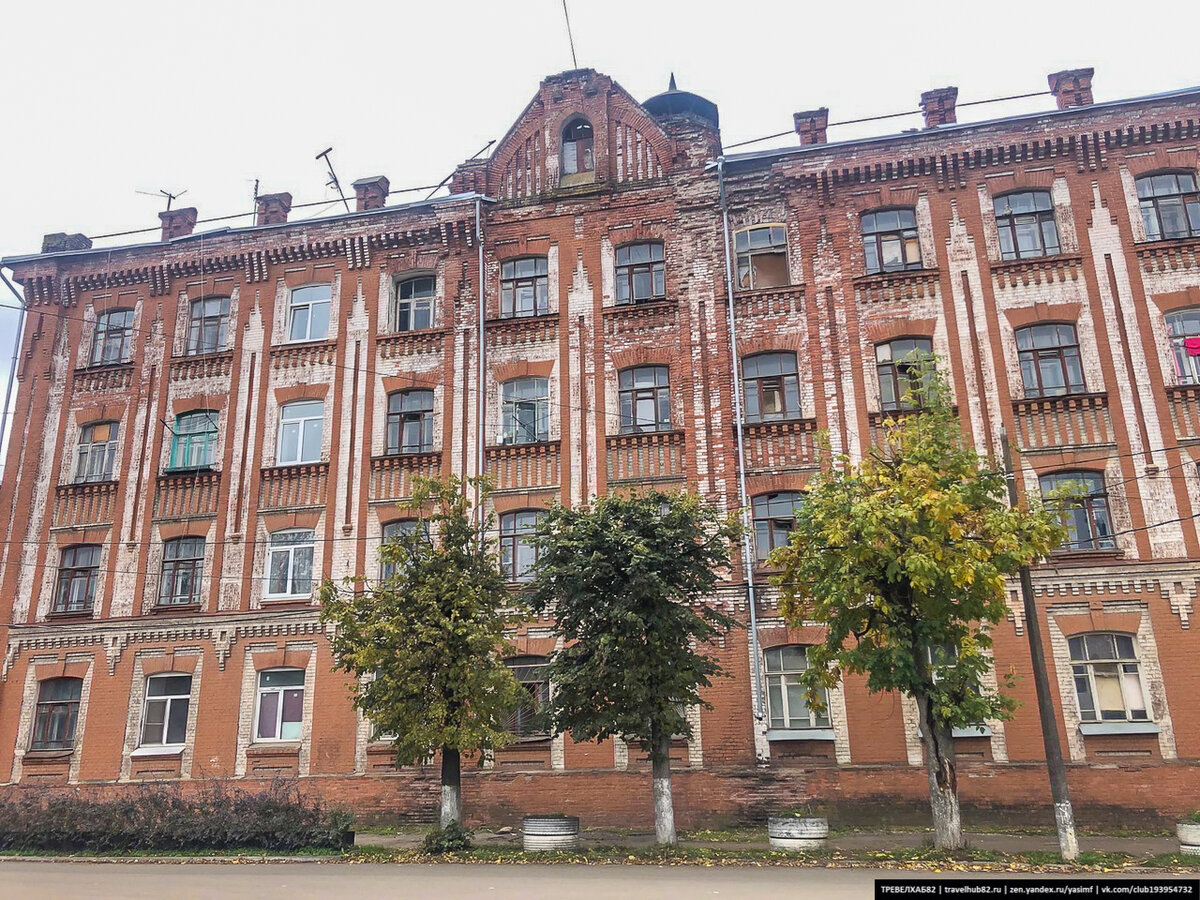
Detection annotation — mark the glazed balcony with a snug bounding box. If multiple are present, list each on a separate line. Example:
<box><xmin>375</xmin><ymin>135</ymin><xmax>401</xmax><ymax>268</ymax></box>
<box><xmin>1011</xmin><ymin>393</ymin><xmax>1113</xmax><ymax>452</ymax></box>
<box><xmin>606</xmin><ymin>430</ymin><xmax>686</xmax><ymax>485</ymax></box>
<box><xmin>258</xmin><ymin>463</ymin><xmax>329</xmax><ymax>510</ymax></box>
<box><xmin>485</xmin><ymin>441</ymin><xmax>561</xmax><ymax>491</ymax></box>
<box><xmin>53</xmin><ymin>480</ymin><xmax>118</xmax><ymax>529</ymax></box>
<box><xmin>154</xmin><ymin>468</ymin><xmax>221</xmax><ymax>520</ymax></box>
<box><xmin>368</xmin><ymin>452</ymin><xmax>443</xmax><ymax>502</ymax></box>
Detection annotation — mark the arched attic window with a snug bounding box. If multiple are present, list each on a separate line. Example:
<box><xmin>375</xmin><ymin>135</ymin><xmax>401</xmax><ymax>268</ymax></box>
<box><xmin>560</xmin><ymin>118</ymin><xmax>595</xmax><ymax>184</ymax></box>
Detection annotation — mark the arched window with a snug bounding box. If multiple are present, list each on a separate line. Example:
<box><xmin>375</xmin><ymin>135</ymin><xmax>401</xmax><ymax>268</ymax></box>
<box><xmin>385</xmin><ymin>390</ymin><xmax>434</xmax><ymax>454</ymax></box>
<box><xmin>75</xmin><ymin>421</ymin><xmax>119</xmax><ymax>483</ymax></box>
<box><xmin>140</xmin><ymin>674</ymin><xmax>192</xmax><ymax>747</ymax></box>
<box><xmin>994</xmin><ymin>191</ymin><xmax>1060</xmax><ymax>260</ymax></box>
<box><xmin>31</xmin><ymin>677</ymin><xmax>83</xmax><ymax>751</ymax></box>
<box><xmin>1165</xmin><ymin>309</ymin><xmax>1200</xmax><ymax>384</ymax></box>
<box><xmin>186</xmin><ymin>296</ymin><xmax>230</xmax><ymax>355</ymax></box>
<box><xmin>500</xmin><ymin>511</ymin><xmax>542</xmax><ymax>582</ymax></box>
<box><xmin>742</xmin><ymin>352</ymin><xmax>800</xmax><ymax>423</ymax></box>
<box><xmin>505</xmin><ymin>656</ymin><xmax>550</xmax><ymax>738</ymax></box>
<box><xmin>861</xmin><ymin>209</ymin><xmax>921</xmax><ymax>274</ymax></box>
<box><xmin>159</xmin><ymin>536</ymin><xmax>205</xmax><ymax>606</ymax></box>
<box><xmin>90</xmin><ymin>308</ymin><xmax>134</xmax><ymax>366</ymax></box>
<box><xmin>500</xmin><ymin>378</ymin><xmax>549</xmax><ymax>445</ymax></box>
<box><xmin>752</xmin><ymin>492</ymin><xmax>803</xmax><ymax>563</ymax></box>
<box><xmin>500</xmin><ymin>257</ymin><xmax>549</xmax><ymax>319</ymax></box>
<box><xmin>54</xmin><ymin>545</ymin><xmax>101</xmax><ymax>614</ymax></box>
<box><xmin>1136</xmin><ymin>171</ymin><xmax>1200</xmax><ymax>241</ymax></box>
<box><xmin>764</xmin><ymin>646</ymin><xmax>830</xmax><ymax>731</ymax></box>
<box><xmin>1015</xmin><ymin>323</ymin><xmax>1086</xmax><ymax>397</ymax></box>
<box><xmin>735</xmin><ymin>225</ymin><xmax>789</xmax><ymax>290</ymax></box>
<box><xmin>615</xmin><ymin>242</ymin><xmax>666</xmax><ymax>305</ymax></box>
<box><xmin>277</xmin><ymin>400</ymin><xmax>324</xmax><ymax>465</ymax></box>
<box><xmin>618</xmin><ymin>366</ymin><xmax>671</xmax><ymax>433</ymax></box>
<box><xmin>1039</xmin><ymin>471</ymin><xmax>1114</xmax><ymax>551</ymax></box>
<box><xmin>876</xmin><ymin>338</ymin><xmax>934</xmax><ymax>412</ymax></box>
<box><xmin>168</xmin><ymin>410</ymin><xmax>218</xmax><ymax>470</ymax></box>
<box><xmin>287</xmin><ymin>284</ymin><xmax>331</xmax><ymax>342</ymax></box>
<box><xmin>1068</xmin><ymin>633</ymin><xmax>1147</xmax><ymax>723</ymax></box>
<box><xmin>561</xmin><ymin>118</ymin><xmax>594</xmax><ymax>177</ymax></box>
<box><xmin>392</xmin><ymin>275</ymin><xmax>435</xmax><ymax>332</ymax></box>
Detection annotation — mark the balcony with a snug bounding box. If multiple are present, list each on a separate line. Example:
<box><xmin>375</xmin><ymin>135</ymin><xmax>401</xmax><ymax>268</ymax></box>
<box><xmin>606</xmin><ymin>430</ymin><xmax>686</xmax><ymax>484</ymax></box>
<box><xmin>852</xmin><ymin>268</ymin><xmax>940</xmax><ymax>305</ymax></box>
<box><xmin>484</xmin><ymin>315</ymin><xmax>557</xmax><ymax>349</ymax></box>
<box><xmin>72</xmin><ymin>363</ymin><xmax>134</xmax><ymax>395</ymax></box>
<box><xmin>53</xmin><ymin>480</ymin><xmax>118</xmax><ymax>529</ymax></box>
<box><xmin>1167</xmin><ymin>385</ymin><xmax>1200</xmax><ymax>442</ymax></box>
<box><xmin>732</xmin><ymin>283</ymin><xmax>807</xmax><ymax>319</ymax></box>
<box><xmin>154</xmin><ymin>469</ymin><xmax>221</xmax><ymax>520</ymax></box>
<box><xmin>368</xmin><ymin>452</ymin><xmax>442</xmax><ymax>502</ymax></box>
<box><xmin>485</xmin><ymin>441</ymin><xmax>561</xmax><ymax>491</ymax></box>
<box><xmin>258</xmin><ymin>463</ymin><xmax>329</xmax><ymax>510</ymax></box>
<box><xmin>168</xmin><ymin>350</ymin><xmax>233</xmax><ymax>383</ymax></box>
<box><xmin>376</xmin><ymin>327</ymin><xmax>449</xmax><ymax>360</ymax></box>
<box><xmin>602</xmin><ymin>299</ymin><xmax>677</xmax><ymax>337</ymax></box>
<box><xmin>1010</xmin><ymin>393</ymin><xmax>1113</xmax><ymax>452</ymax></box>
<box><xmin>741</xmin><ymin>418</ymin><xmax>820</xmax><ymax>472</ymax></box>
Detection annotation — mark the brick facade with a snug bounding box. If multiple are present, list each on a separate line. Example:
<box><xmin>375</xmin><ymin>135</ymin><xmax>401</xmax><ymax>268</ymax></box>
<box><xmin>3</xmin><ymin>68</ymin><xmax>1200</xmax><ymax>826</ymax></box>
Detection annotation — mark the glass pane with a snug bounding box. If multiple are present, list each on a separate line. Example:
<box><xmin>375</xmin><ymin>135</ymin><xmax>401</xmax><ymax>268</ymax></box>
<box><xmin>767</xmin><ymin>680</ymin><xmax>784</xmax><ymax>728</ymax></box>
<box><xmin>268</xmin><ymin>550</ymin><xmax>290</xmax><ymax>594</ymax></box>
<box><xmin>256</xmin><ymin>692</ymin><xmax>279</xmax><ymax>739</ymax></box>
<box><xmin>279</xmin><ymin>423</ymin><xmax>299</xmax><ymax>464</ymax></box>
<box><xmin>281</xmin><ymin>688</ymin><xmax>304</xmax><ymax>728</ymax></box>
<box><xmin>142</xmin><ymin>699</ymin><xmax>167</xmax><ymax>744</ymax></box>
<box><xmin>301</xmin><ymin>419</ymin><xmax>322</xmax><ymax>462</ymax></box>
<box><xmin>148</xmin><ymin>675</ymin><xmax>191</xmax><ymax>697</ymax></box>
<box><xmin>292</xmin><ymin>547</ymin><xmax>313</xmax><ymax>593</ymax></box>
<box><xmin>786</xmin><ymin>681</ymin><xmax>811</xmax><ymax>727</ymax></box>
<box><xmin>1093</xmin><ymin>665</ymin><xmax>1126</xmax><ymax>719</ymax></box>
<box><xmin>165</xmin><ymin>697</ymin><xmax>189</xmax><ymax>744</ymax></box>
<box><xmin>261</xmin><ymin>669</ymin><xmax>305</xmax><ymax>688</ymax></box>
<box><xmin>289</xmin><ymin>307</ymin><xmax>309</xmax><ymax>342</ymax></box>
<box><xmin>1121</xmin><ymin>669</ymin><xmax>1146</xmax><ymax>718</ymax></box>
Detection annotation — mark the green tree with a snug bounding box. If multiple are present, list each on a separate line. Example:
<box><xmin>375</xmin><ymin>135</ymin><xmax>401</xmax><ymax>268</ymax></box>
<box><xmin>529</xmin><ymin>491</ymin><xmax>740</xmax><ymax>845</ymax></box>
<box><xmin>770</xmin><ymin>368</ymin><xmax>1063</xmax><ymax>850</ymax></box>
<box><xmin>318</xmin><ymin>475</ymin><xmax>524</xmax><ymax>828</ymax></box>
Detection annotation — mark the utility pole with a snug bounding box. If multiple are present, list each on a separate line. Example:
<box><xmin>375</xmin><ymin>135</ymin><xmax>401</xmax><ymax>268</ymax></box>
<box><xmin>1000</xmin><ymin>429</ymin><xmax>1079</xmax><ymax>861</ymax></box>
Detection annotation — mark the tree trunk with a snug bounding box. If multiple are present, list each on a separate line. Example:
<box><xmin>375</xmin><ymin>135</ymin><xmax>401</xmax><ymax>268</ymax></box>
<box><xmin>651</xmin><ymin>732</ymin><xmax>677</xmax><ymax>845</ymax></box>
<box><xmin>440</xmin><ymin>745</ymin><xmax>462</xmax><ymax>828</ymax></box>
<box><xmin>915</xmin><ymin>690</ymin><xmax>963</xmax><ymax>850</ymax></box>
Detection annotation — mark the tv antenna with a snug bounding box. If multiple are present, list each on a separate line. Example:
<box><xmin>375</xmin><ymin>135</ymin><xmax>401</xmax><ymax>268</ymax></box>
<box><xmin>561</xmin><ymin>0</ymin><xmax>578</xmax><ymax>69</ymax></box>
<box><xmin>315</xmin><ymin>147</ymin><xmax>351</xmax><ymax>212</ymax></box>
<box><xmin>136</xmin><ymin>188</ymin><xmax>189</xmax><ymax>211</ymax></box>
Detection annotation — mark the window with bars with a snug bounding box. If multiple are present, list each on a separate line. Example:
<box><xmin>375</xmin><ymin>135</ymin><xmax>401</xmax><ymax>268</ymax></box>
<box><xmin>615</xmin><ymin>242</ymin><xmax>666</xmax><ymax>305</ymax></box>
<box><xmin>735</xmin><ymin>225</ymin><xmax>789</xmax><ymax>290</ymax></box>
<box><xmin>168</xmin><ymin>411</ymin><xmax>217</xmax><ymax>470</ymax></box>
<box><xmin>862</xmin><ymin>209</ymin><xmax>922</xmax><ymax>274</ymax></box>
<box><xmin>255</xmin><ymin>669</ymin><xmax>305</xmax><ymax>742</ymax></box>
<box><xmin>31</xmin><ymin>678</ymin><xmax>83</xmax><ymax>751</ymax></box>
<box><xmin>1016</xmin><ymin>323</ymin><xmax>1086</xmax><ymax>397</ymax></box>
<box><xmin>500</xmin><ymin>378</ymin><xmax>549</xmax><ymax>445</ymax></box>
<box><xmin>742</xmin><ymin>352</ymin><xmax>801</xmax><ymax>423</ymax></box>
<box><xmin>392</xmin><ymin>275</ymin><xmax>435</xmax><ymax>332</ymax></box>
<box><xmin>505</xmin><ymin>656</ymin><xmax>550</xmax><ymax>738</ymax></box>
<box><xmin>1069</xmin><ymin>633</ymin><xmax>1148</xmax><ymax>723</ymax></box>
<box><xmin>287</xmin><ymin>285</ymin><xmax>331</xmax><ymax>342</ymax></box>
<box><xmin>1166</xmin><ymin>309</ymin><xmax>1200</xmax><ymax>385</ymax></box>
<box><xmin>186</xmin><ymin>296</ymin><xmax>230</xmax><ymax>355</ymax></box>
<box><xmin>1137</xmin><ymin>171</ymin><xmax>1200</xmax><ymax>242</ymax></box>
<box><xmin>764</xmin><ymin>646</ymin><xmax>830</xmax><ymax>731</ymax></box>
<box><xmin>75</xmin><ymin>421</ymin><xmax>119</xmax><ymax>483</ymax></box>
<box><xmin>500</xmin><ymin>511</ymin><xmax>541</xmax><ymax>583</ymax></box>
<box><xmin>159</xmin><ymin>537</ymin><xmax>205</xmax><ymax>606</ymax></box>
<box><xmin>385</xmin><ymin>390</ymin><xmax>434</xmax><ymax>454</ymax></box>
<box><xmin>1039</xmin><ymin>470</ymin><xmax>1115</xmax><ymax>551</ymax></box>
<box><xmin>89</xmin><ymin>308</ymin><xmax>134</xmax><ymax>366</ymax></box>
<box><xmin>561</xmin><ymin>118</ymin><xmax>594</xmax><ymax>177</ymax></box>
<box><xmin>265</xmin><ymin>530</ymin><xmax>314</xmax><ymax>598</ymax></box>
<box><xmin>277</xmin><ymin>400</ymin><xmax>324</xmax><ymax>465</ymax></box>
<box><xmin>752</xmin><ymin>492</ymin><xmax>803</xmax><ymax>563</ymax></box>
<box><xmin>618</xmin><ymin>366</ymin><xmax>671</xmax><ymax>433</ymax></box>
<box><xmin>994</xmin><ymin>191</ymin><xmax>1061</xmax><ymax>260</ymax></box>
<box><xmin>876</xmin><ymin>338</ymin><xmax>934</xmax><ymax>412</ymax></box>
<box><xmin>140</xmin><ymin>674</ymin><xmax>192</xmax><ymax>746</ymax></box>
<box><xmin>500</xmin><ymin>257</ymin><xmax>549</xmax><ymax>319</ymax></box>
<box><xmin>53</xmin><ymin>545</ymin><xmax>101</xmax><ymax>614</ymax></box>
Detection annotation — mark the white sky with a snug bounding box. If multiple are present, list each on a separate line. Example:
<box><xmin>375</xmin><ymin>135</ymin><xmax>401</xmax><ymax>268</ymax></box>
<box><xmin>0</xmin><ymin>0</ymin><xmax>1195</xmax><ymax>453</ymax></box>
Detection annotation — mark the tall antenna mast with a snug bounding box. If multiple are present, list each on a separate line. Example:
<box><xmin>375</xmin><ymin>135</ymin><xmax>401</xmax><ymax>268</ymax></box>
<box><xmin>315</xmin><ymin>147</ymin><xmax>351</xmax><ymax>213</ymax></box>
<box><xmin>561</xmin><ymin>0</ymin><xmax>578</xmax><ymax>69</ymax></box>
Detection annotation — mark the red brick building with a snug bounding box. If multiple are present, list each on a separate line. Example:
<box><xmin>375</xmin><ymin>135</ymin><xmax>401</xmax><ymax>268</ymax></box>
<box><xmin>2</xmin><ymin>67</ymin><xmax>1200</xmax><ymax>826</ymax></box>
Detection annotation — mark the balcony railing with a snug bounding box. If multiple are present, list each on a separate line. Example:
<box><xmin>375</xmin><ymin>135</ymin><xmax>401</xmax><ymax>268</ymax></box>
<box><xmin>741</xmin><ymin>418</ymin><xmax>820</xmax><ymax>472</ymax></box>
<box><xmin>368</xmin><ymin>452</ymin><xmax>442</xmax><ymax>502</ymax></box>
<box><xmin>1011</xmin><ymin>393</ymin><xmax>1112</xmax><ymax>451</ymax></box>
<box><xmin>606</xmin><ymin>430</ymin><xmax>686</xmax><ymax>484</ymax></box>
<box><xmin>53</xmin><ymin>480</ymin><xmax>118</xmax><ymax>529</ymax></box>
<box><xmin>258</xmin><ymin>463</ymin><xmax>329</xmax><ymax>510</ymax></box>
<box><xmin>485</xmin><ymin>441</ymin><xmax>561</xmax><ymax>491</ymax></box>
<box><xmin>154</xmin><ymin>469</ymin><xmax>221</xmax><ymax>520</ymax></box>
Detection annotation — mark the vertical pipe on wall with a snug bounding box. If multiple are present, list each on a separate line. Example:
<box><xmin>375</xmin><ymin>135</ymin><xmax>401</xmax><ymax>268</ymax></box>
<box><xmin>0</xmin><ymin>272</ymin><xmax>29</xmax><ymax>470</ymax></box>
<box><xmin>475</xmin><ymin>196</ymin><xmax>487</xmax><ymax>536</ymax></box>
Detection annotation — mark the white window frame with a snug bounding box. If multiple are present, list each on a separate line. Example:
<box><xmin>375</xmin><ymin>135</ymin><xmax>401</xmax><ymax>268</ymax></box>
<box><xmin>253</xmin><ymin>668</ymin><xmax>305</xmax><ymax>742</ymax></box>
<box><xmin>764</xmin><ymin>645</ymin><xmax>831</xmax><ymax>733</ymax></box>
<box><xmin>75</xmin><ymin>421</ymin><xmax>119</xmax><ymax>483</ymax></box>
<box><xmin>1069</xmin><ymin>633</ymin><xmax>1150</xmax><ymax>724</ymax></box>
<box><xmin>139</xmin><ymin>673</ymin><xmax>192</xmax><ymax>748</ymax></box>
<box><xmin>500</xmin><ymin>378</ymin><xmax>550</xmax><ymax>445</ymax></box>
<box><xmin>264</xmin><ymin>529</ymin><xmax>315</xmax><ymax>599</ymax></box>
<box><xmin>287</xmin><ymin>284</ymin><xmax>332</xmax><ymax>343</ymax></box>
<box><xmin>277</xmin><ymin>400</ymin><xmax>324</xmax><ymax>465</ymax></box>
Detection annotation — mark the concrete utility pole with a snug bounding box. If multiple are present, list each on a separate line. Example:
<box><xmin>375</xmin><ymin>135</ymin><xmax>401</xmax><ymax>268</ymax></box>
<box><xmin>1000</xmin><ymin>429</ymin><xmax>1079</xmax><ymax>861</ymax></box>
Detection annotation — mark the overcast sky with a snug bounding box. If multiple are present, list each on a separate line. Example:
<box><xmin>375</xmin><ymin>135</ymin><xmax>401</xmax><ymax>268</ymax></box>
<box><xmin>0</xmin><ymin>0</ymin><xmax>1195</xmax><ymax>451</ymax></box>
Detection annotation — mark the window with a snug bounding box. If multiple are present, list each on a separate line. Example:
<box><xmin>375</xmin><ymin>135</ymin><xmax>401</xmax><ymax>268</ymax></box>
<box><xmin>1069</xmin><ymin>633</ymin><xmax>1147</xmax><ymax>723</ymax></box>
<box><xmin>30</xmin><ymin>678</ymin><xmax>83</xmax><ymax>751</ymax></box>
<box><xmin>862</xmin><ymin>209</ymin><xmax>922</xmax><ymax>274</ymax></box>
<box><xmin>89</xmin><ymin>308</ymin><xmax>134</xmax><ymax>366</ymax></box>
<box><xmin>140</xmin><ymin>674</ymin><xmax>192</xmax><ymax>747</ymax></box>
<box><xmin>615</xmin><ymin>242</ymin><xmax>666</xmax><ymax>305</ymax></box>
<box><xmin>385</xmin><ymin>390</ymin><xmax>434</xmax><ymax>455</ymax></box>
<box><xmin>994</xmin><ymin>191</ymin><xmax>1061</xmax><ymax>260</ymax></box>
<box><xmin>392</xmin><ymin>275</ymin><xmax>435</xmax><ymax>332</ymax></box>
<box><xmin>618</xmin><ymin>366</ymin><xmax>671</xmax><ymax>433</ymax></box>
<box><xmin>277</xmin><ymin>400</ymin><xmax>324</xmax><ymax>465</ymax></box>
<box><xmin>506</xmin><ymin>656</ymin><xmax>550</xmax><ymax>738</ymax></box>
<box><xmin>287</xmin><ymin>284</ymin><xmax>331</xmax><ymax>342</ymax></box>
<box><xmin>561</xmin><ymin>118</ymin><xmax>594</xmax><ymax>177</ymax></box>
<box><xmin>1165</xmin><ymin>309</ymin><xmax>1200</xmax><ymax>385</ymax></box>
<box><xmin>265</xmin><ymin>530</ymin><xmax>314</xmax><ymax>598</ymax></box>
<box><xmin>500</xmin><ymin>258</ymin><xmax>549</xmax><ymax>319</ymax></box>
<box><xmin>742</xmin><ymin>352</ymin><xmax>801</xmax><ymax>423</ymax></box>
<box><xmin>75</xmin><ymin>421</ymin><xmax>118</xmax><ymax>483</ymax></box>
<box><xmin>500</xmin><ymin>511</ymin><xmax>541</xmax><ymax>583</ymax></box>
<box><xmin>735</xmin><ymin>225</ymin><xmax>789</xmax><ymax>290</ymax></box>
<box><xmin>753</xmin><ymin>492</ymin><xmax>803</xmax><ymax>563</ymax></box>
<box><xmin>500</xmin><ymin>378</ymin><xmax>549</xmax><ymax>445</ymax></box>
<box><xmin>876</xmin><ymin>338</ymin><xmax>934</xmax><ymax>412</ymax></box>
<box><xmin>1016</xmin><ymin>323</ymin><xmax>1086</xmax><ymax>397</ymax></box>
<box><xmin>168</xmin><ymin>411</ymin><xmax>217</xmax><ymax>470</ymax></box>
<box><xmin>159</xmin><ymin>537</ymin><xmax>205</xmax><ymax>606</ymax></box>
<box><xmin>380</xmin><ymin>519</ymin><xmax>427</xmax><ymax>581</ymax></box>
<box><xmin>254</xmin><ymin>669</ymin><xmax>305</xmax><ymax>742</ymax></box>
<box><xmin>764</xmin><ymin>646</ymin><xmax>830</xmax><ymax>731</ymax></box>
<box><xmin>1137</xmin><ymin>172</ymin><xmax>1200</xmax><ymax>242</ymax></box>
<box><xmin>1039</xmin><ymin>471</ymin><xmax>1115</xmax><ymax>551</ymax></box>
<box><xmin>53</xmin><ymin>545</ymin><xmax>100</xmax><ymax>614</ymax></box>
<box><xmin>186</xmin><ymin>296</ymin><xmax>230</xmax><ymax>355</ymax></box>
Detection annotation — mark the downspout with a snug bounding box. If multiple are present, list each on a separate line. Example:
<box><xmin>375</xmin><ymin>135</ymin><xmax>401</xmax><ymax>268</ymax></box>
<box><xmin>0</xmin><ymin>271</ymin><xmax>29</xmax><ymax>469</ymax></box>
<box><xmin>716</xmin><ymin>158</ymin><xmax>765</xmax><ymax>723</ymax></box>
<box><xmin>475</xmin><ymin>197</ymin><xmax>487</xmax><ymax>539</ymax></box>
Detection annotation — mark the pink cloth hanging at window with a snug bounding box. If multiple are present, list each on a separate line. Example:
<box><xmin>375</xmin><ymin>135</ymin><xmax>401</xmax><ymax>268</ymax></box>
<box><xmin>1185</xmin><ymin>337</ymin><xmax>1200</xmax><ymax>357</ymax></box>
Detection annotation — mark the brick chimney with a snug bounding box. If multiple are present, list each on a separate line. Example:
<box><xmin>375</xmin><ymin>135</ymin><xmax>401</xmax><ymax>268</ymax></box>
<box><xmin>159</xmin><ymin>207</ymin><xmax>198</xmax><ymax>241</ymax></box>
<box><xmin>255</xmin><ymin>192</ymin><xmax>292</xmax><ymax>226</ymax></box>
<box><xmin>793</xmin><ymin>108</ymin><xmax>829</xmax><ymax>146</ymax></box>
<box><xmin>1048</xmin><ymin>68</ymin><xmax>1095</xmax><ymax>109</ymax></box>
<box><xmin>40</xmin><ymin>233</ymin><xmax>93</xmax><ymax>254</ymax></box>
<box><xmin>920</xmin><ymin>87</ymin><xmax>958</xmax><ymax>128</ymax></box>
<box><xmin>352</xmin><ymin>176</ymin><xmax>390</xmax><ymax>212</ymax></box>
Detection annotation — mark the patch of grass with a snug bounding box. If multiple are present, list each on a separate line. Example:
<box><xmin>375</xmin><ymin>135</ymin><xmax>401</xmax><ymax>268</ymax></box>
<box><xmin>678</xmin><ymin>827</ymin><xmax>763</xmax><ymax>843</ymax></box>
<box><xmin>353</xmin><ymin>825</ymin><xmax>428</xmax><ymax>836</ymax></box>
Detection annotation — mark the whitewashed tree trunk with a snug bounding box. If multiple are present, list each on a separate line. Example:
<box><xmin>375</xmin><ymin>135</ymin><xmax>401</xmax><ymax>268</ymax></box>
<box><xmin>651</xmin><ymin>733</ymin><xmax>677</xmax><ymax>845</ymax></box>
<box><xmin>440</xmin><ymin>746</ymin><xmax>462</xmax><ymax>828</ymax></box>
<box><xmin>915</xmin><ymin>691</ymin><xmax>964</xmax><ymax>850</ymax></box>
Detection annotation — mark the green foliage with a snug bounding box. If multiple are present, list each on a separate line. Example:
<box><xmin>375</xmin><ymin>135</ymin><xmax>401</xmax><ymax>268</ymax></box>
<box><xmin>770</xmin><ymin>366</ymin><xmax>1064</xmax><ymax>732</ymax></box>
<box><xmin>1185</xmin><ymin>810</ymin><xmax>1200</xmax><ymax>824</ymax></box>
<box><xmin>422</xmin><ymin>821</ymin><xmax>474</xmax><ymax>854</ymax></box>
<box><xmin>528</xmin><ymin>491</ymin><xmax>741</xmax><ymax>761</ymax></box>
<box><xmin>319</xmin><ymin>475</ymin><xmax>525</xmax><ymax>766</ymax></box>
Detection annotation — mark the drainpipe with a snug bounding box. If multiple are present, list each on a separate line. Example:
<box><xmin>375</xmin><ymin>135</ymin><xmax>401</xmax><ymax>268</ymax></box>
<box><xmin>475</xmin><ymin>196</ymin><xmax>486</xmax><ymax>538</ymax></box>
<box><xmin>0</xmin><ymin>271</ymin><xmax>29</xmax><ymax>470</ymax></box>
<box><xmin>716</xmin><ymin>158</ymin><xmax>765</xmax><ymax>723</ymax></box>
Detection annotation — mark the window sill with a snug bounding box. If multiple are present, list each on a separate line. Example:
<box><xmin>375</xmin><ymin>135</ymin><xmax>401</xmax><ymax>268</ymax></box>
<box><xmin>486</xmin><ymin>312</ymin><xmax>557</xmax><ymax>327</ymax></box>
<box><xmin>953</xmin><ymin>725</ymin><xmax>992</xmax><ymax>738</ymax></box>
<box><xmin>733</xmin><ymin>282</ymin><xmax>801</xmax><ymax>298</ymax></box>
<box><xmin>247</xmin><ymin>742</ymin><xmax>302</xmax><ymax>754</ymax></box>
<box><xmin>60</xmin><ymin>478</ymin><xmax>119</xmax><ymax>489</ymax></box>
<box><xmin>172</xmin><ymin>349</ymin><xmax>234</xmax><ymax>361</ymax></box>
<box><xmin>262</xmin><ymin>461</ymin><xmax>328</xmax><ymax>472</ymax></box>
<box><xmin>131</xmin><ymin>745</ymin><xmax>185</xmax><ymax>758</ymax></box>
<box><xmin>1047</xmin><ymin>548</ymin><xmax>1124</xmax><ymax>564</ymax></box>
<box><xmin>45</xmin><ymin>608</ymin><xmax>94</xmax><ymax>621</ymax></box>
<box><xmin>504</xmin><ymin>735</ymin><xmax>553</xmax><ymax>746</ymax></box>
<box><xmin>990</xmin><ymin>253</ymin><xmax>1081</xmax><ymax>271</ymax></box>
<box><xmin>853</xmin><ymin>267</ymin><xmax>938</xmax><ymax>287</ymax></box>
<box><xmin>149</xmin><ymin>602</ymin><xmax>202</xmax><ymax>615</ymax></box>
<box><xmin>24</xmin><ymin>749</ymin><xmax>74</xmax><ymax>761</ymax></box>
<box><xmin>1134</xmin><ymin>235</ymin><xmax>1200</xmax><ymax>250</ymax></box>
<box><xmin>381</xmin><ymin>326</ymin><xmax>448</xmax><ymax>338</ymax></box>
<box><xmin>766</xmin><ymin>728</ymin><xmax>835</xmax><ymax>742</ymax></box>
<box><xmin>488</xmin><ymin>440</ymin><xmax>559</xmax><ymax>451</ymax></box>
<box><xmin>75</xmin><ymin>361</ymin><xmax>134</xmax><ymax>374</ymax></box>
<box><xmin>1079</xmin><ymin>721</ymin><xmax>1159</xmax><ymax>736</ymax></box>
<box><xmin>261</xmin><ymin>596</ymin><xmax>313</xmax><ymax>606</ymax></box>
<box><xmin>603</xmin><ymin>298</ymin><xmax>676</xmax><ymax>314</ymax></box>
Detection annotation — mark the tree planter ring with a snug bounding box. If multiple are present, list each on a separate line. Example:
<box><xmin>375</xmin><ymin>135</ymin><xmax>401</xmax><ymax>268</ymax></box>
<box><xmin>523</xmin><ymin>815</ymin><xmax>580</xmax><ymax>851</ymax></box>
<box><xmin>1177</xmin><ymin>822</ymin><xmax>1200</xmax><ymax>856</ymax></box>
<box><xmin>767</xmin><ymin>816</ymin><xmax>829</xmax><ymax>851</ymax></box>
